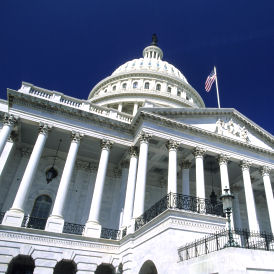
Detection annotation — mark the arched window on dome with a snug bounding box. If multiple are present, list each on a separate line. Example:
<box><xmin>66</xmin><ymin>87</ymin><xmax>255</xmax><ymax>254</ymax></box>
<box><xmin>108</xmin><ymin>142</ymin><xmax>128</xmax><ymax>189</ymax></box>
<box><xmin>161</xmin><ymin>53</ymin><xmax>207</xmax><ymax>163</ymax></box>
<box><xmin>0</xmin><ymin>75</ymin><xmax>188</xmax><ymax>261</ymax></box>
<box><xmin>104</xmin><ymin>89</ymin><xmax>107</xmax><ymax>93</ymax></box>
<box><xmin>133</xmin><ymin>82</ymin><xmax>138</xmax><ymax>89</ymax></box>
<box><xmin>144</xmin><ymin>82</ymin><xmax>150</xmax><ymax>89</ymax></box>
<box><xmin>112</xmin><ymin>85</ymin><xmax>116</xmax><ymax>91</ymax></box>
<box><xmin>122</xmin><ymin>83</ymin><xmax>127</xmax><ymax>89</ymax></box>
<box><xmin>156</xmin><ymin>84</ymin><xmax>161</xmax><ymax>91</ymax></box>
<box><xmin>167</xmin><ymin>86</ymin><xmax>172</xmax><ymax>93</ymax></box>
<box><xmin>177</xmin><ymin>89</ymin><xmax>181</xmax><ymax>97</ymax></box>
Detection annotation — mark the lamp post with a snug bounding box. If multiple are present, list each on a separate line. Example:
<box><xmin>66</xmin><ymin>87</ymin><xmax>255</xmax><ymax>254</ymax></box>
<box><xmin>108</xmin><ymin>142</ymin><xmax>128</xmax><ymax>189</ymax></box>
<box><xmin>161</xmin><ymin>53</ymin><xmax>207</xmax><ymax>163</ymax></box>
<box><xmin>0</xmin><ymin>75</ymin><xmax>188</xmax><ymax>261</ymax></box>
<box><xmin>220</xmin><ymin>187</ymin><xmax>238</xmax><ymax>247</ymax></box>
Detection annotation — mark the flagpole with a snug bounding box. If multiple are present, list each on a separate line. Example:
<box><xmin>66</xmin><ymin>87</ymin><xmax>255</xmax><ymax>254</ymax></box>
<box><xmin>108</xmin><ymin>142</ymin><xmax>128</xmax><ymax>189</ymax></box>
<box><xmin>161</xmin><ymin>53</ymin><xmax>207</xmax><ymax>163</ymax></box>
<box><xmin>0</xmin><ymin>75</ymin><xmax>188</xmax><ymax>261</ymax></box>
<box><xmin>214</xmin><ymin>66</ymin><xmax>221</xmax><ymax>109</ymax></box>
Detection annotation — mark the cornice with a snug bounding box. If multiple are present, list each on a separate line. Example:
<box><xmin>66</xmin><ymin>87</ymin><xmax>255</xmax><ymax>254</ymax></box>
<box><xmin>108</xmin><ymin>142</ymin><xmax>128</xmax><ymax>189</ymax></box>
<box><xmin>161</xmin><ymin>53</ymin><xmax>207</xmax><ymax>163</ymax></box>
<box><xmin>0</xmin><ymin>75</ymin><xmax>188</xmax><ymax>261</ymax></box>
<box><xmin>88</xmin><ymin>71</ymin><xmax>205</xmax><ymax>108</ymax></box>
<box><xmin>134</xmin><ymin>111</ymin><xmax>274</xmax><ymax>157</ymax></box>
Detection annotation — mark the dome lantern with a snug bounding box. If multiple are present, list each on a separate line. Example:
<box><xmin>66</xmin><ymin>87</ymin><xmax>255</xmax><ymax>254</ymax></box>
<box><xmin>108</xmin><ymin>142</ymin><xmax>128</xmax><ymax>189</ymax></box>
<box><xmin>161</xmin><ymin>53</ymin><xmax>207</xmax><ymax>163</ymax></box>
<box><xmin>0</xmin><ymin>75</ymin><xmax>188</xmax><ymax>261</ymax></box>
<box><xmin>142</xmin><ymin>34</ymin><xmax>163</xmax><ymax>60</ymax></box>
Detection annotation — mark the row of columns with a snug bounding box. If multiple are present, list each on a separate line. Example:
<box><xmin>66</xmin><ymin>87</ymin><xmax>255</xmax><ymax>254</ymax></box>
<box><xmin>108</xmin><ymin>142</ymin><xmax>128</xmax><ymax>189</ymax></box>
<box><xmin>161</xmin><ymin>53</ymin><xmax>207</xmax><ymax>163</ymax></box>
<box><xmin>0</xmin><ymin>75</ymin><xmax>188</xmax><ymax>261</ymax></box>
<box><xmin>0</xmin><ymin>115</ymin><xmax>274</xmax><ymax>235</ymax></box>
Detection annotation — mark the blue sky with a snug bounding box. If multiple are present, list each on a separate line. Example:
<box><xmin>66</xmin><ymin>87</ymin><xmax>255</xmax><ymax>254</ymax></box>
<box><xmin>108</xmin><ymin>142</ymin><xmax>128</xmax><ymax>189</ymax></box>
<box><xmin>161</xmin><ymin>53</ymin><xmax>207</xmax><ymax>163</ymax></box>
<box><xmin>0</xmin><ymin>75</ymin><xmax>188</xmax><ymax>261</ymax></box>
<box><xmin>1</xmin><ymin>0</ymin><xmax>274</xmax><ymax>134</ymax></box>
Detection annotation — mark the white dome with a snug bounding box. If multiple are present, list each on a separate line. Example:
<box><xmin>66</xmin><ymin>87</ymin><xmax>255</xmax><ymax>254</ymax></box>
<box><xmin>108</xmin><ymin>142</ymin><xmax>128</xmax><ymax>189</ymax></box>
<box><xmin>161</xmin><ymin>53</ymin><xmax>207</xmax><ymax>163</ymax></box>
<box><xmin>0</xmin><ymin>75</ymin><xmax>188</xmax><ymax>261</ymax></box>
<box><xmin>112</xmin><ymin>45</ymin><xmax>188</xmax><ymax>83</ymax></box>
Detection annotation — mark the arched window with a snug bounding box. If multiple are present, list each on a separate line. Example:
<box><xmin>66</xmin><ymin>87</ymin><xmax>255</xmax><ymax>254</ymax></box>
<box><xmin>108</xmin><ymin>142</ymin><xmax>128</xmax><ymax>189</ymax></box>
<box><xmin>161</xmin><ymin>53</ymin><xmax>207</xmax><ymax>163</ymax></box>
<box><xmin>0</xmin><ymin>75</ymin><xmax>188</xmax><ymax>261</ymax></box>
<box><xmin>28</xmin><ymin>195</ymin><xmax>52</xmax><ymax>229</ymax></box>
<box><xmin>104</xmin><ymin>89</ymin><xmax>107</xmax><ymax>93</ymax></box>
<box><xmin>112</xmin><ymin>85</ymin><xmax>116</xmax><ymax>91</ymax></box>
<box><xmin>144</xmin><ymin>82</ymin><xmax>150</xmax><ymax>89</ymax></box>
<box><xmin>54</xmin><ymin>260</ymin><xmax>77</xmax><ymax>274</ymax></box>
<box><xmin>167</xmin><ymin>86</ymin><xmax>171</xmax><ymax>93</ymax></box>
<box><xmin>133</xmin><ymin>82</ymin><xmax>138</xmax><ymax>89</ymax></box>
<box><xmin>7</xmin><ymin>255</ymin><xmax>35</xmax><ymax>274</ymax></box>
<box><xmin>156</xmin><ymin>84</ymin><xmax>161</xmax><ymax>91</ymax></box>
<box><xmin>95</xmin><ymin>264</ymin><xmax>115</xmax><ymax>274</ymax></box>
<box><xmin>122</xmin><ymin>83</ymin><xmax>127</xmax><ymax>89</ymax></box>
<box><xmin>139</xmin><ymin>260</ymin><xmax>158</xmax><ymax>274</ymax></box>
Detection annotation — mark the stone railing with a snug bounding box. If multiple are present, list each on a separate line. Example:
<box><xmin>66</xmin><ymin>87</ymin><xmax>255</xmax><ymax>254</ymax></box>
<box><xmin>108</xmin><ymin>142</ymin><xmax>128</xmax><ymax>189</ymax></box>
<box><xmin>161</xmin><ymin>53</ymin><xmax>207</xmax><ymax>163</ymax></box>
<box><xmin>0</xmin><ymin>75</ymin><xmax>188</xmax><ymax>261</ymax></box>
<box><xmin>18</xmin><ymin>84</ymin><xmax>133</xmax><ymax>123</ymax></box>
<box><xmin>63</xmin><ymin>222</ymin><xmax>85</xmax><ymax>235</ymax></box>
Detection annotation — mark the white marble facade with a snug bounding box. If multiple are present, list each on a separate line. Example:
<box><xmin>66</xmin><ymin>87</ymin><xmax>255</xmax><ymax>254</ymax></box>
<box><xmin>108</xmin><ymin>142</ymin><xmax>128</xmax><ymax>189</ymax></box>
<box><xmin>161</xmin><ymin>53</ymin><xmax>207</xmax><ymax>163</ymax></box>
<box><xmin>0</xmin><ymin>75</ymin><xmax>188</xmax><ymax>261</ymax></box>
<box><xmin>0</xmin><ymin>38</ymin><xmax>273</xmax><ymax>274</ymax></box>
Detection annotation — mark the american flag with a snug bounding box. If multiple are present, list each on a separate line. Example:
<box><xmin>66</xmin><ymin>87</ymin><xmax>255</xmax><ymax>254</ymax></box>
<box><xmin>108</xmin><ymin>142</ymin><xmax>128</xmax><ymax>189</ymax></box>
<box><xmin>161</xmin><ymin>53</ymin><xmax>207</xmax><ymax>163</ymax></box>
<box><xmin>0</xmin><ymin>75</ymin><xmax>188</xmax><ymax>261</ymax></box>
<box><xmin>205</xmin><ymin>70</ymin><xmax>216</xmax><ymax>92</ymax></box>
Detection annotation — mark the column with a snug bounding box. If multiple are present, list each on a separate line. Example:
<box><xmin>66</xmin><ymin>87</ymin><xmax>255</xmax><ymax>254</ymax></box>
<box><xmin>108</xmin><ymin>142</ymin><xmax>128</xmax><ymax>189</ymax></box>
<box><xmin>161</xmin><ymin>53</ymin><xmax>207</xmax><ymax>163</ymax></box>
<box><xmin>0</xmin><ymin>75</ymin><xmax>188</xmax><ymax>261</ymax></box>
<box><xmin>181</xmin><ymin>160</ymin><xmax>191</xmax><ymax>196</ymax></box>
<box><xmin>166</xmin><ymin>140</ymin><xmax>179</xmax><ymax>194</ymax></box>
<box><xmin>46</xmin><ymin>131</ymin><xmax>82</xmax><ymax>233</ymax></box>
<box><xmin>132</xmin><ymin>132</ymin><xmax>152</xmax><ymax>219</ymax></box>
<box><xmin>133</xmin><ymin>103</ymin><xmax>138</xmax><ymax>116</ymax></box>
<box><xmin>193</xmin><ymin>147</ymin><xmax>206</xmax><ymax>199</ymax></box>
<box><xmin>0</xmin><ymin>135</ymin><xmax>16</xmax><ymax>178</ymax></box>
<box><xmin>118</xmin><ymin>103</ymin><xmax>123</xmax><ymax>112</ymax></box>
<box><xmin>122</xmin><ymin>147</ymin><xmax>138</xmax><ymax>229</ymax></box>
<box><xmin>84</xmin><ymin>139</ymin><xmax>113</xmax><ymax>238</ymax></box>
<box><xmin>3</xmin><ymin>123</ymin><xmax>50</xmax><ymax>227</ymax></box>
<box><xmin>218</xmin><ymin>154</ymin><xmax>230</xmax><ymax>193</ymax></box>
<box><xmin>261</xmin><ymin>166</ymin><xmax>274</xmax><ymax>234</ymax></box>
<box><xmin>0</xmin><ymin>114</ymin><xmax>17</xmax><ymax>156</ymax></box>
<box><xmin>241</xmin><ymin>160</ymin><xmax>259</xmax><ymax>231</ymax></box>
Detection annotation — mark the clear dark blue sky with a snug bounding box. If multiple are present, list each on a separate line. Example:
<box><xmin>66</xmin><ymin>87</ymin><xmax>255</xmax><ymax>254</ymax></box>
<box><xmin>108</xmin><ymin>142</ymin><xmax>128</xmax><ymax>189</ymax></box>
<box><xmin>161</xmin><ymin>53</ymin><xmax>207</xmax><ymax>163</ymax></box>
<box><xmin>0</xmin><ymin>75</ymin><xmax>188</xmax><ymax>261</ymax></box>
<box><xmin>1</xmin><ymin>0</ymin><xmax>274</xmax><ymax>134</ymax></box>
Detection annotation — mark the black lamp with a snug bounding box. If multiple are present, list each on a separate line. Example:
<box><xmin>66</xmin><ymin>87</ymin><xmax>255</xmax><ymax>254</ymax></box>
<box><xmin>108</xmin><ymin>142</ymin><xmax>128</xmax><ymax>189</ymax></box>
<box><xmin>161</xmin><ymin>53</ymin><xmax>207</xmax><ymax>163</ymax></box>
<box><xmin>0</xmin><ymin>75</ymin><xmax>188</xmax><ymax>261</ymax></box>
<box><xmin>46</xmin><ymin>139</ymin><xmax>62</xmax><ymax>184</ymax></box>
<box><xmin>220</xmin><ymin>187</ymin><xmax>238</xmax><ymax>247</ymax></box>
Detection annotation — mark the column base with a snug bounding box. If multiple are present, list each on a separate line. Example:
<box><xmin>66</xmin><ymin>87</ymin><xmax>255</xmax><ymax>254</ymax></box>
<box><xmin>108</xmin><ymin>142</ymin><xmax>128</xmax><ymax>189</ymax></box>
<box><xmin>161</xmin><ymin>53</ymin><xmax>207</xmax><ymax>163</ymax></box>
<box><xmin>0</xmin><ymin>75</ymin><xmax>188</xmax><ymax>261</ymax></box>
<box><xmin>45</xmin><ymin>215</ymin><xmax>64</xmax><ymax>233</ymax></box>
<box><xmin>84</xmin><ymin>221</ymin><xmax>101</xmax><ymax>238</ymax></box>
<box><xmin>2</xmin><ymin>209</ymin><xmax>24</xmax><ymax>227</ymax></box>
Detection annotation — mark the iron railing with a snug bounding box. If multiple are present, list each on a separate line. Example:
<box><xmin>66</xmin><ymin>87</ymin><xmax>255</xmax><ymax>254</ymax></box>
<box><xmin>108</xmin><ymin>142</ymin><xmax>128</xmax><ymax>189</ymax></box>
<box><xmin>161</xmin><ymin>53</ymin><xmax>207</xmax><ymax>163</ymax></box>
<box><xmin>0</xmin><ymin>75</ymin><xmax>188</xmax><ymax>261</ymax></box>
<box><xmin>0</xmin><ymin>212</ymin><xmax>5</xmax><ymax>224</ymax></box>
<box><xmin>21</xmin><ymin>216</ymin><xmax>47</xmax><ymax>230</ymax></box>
<box><xmin>178</xmin><ymin>229</ymin><xmax>274</xmax><ymax>261</ymax></box>
<box><xmin>100</xmin><ymin>227</ymin><xmax>121</xmax><ymax>240</ymax></box>
<box><xmin>135</xmin><ymin>193</ymin><xmax>224</xmax><ymax>231</ymax></box>
<box><xmin>63</xmin><ymin>222</ymin><xmax>85</xmax><ymax>235</ymax></box>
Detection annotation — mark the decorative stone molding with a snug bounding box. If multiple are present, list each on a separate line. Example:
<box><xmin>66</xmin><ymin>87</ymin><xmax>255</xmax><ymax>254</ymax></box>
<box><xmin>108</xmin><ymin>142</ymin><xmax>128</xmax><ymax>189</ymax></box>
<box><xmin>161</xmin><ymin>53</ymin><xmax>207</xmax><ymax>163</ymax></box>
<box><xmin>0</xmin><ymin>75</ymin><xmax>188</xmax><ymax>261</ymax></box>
<box><xmin>129</xmin><ymin>146</ymin><xmax>138</xmax><ymax>157</ymax></box>
<box><xmin>20</xmin><ymin>147</ymin><xmax>31</xmax><ymax>157</ymax></box>
<box><xmin>180</xmin><ymin>160</ymin><xmax>192</xmax><ymax>169</ymax></box>
<box><xmin>193</xmin><ymin>147</ymin><xmax>206</xmax><ymax>158</ymax></box>
<box><xmin>215</xmin><ymin>118</ymin><xmax>250</xmax><ymax>142</ymax></box>
<box><xmin>100</xmin><ymin>139</ymin><xmax>113</xmax><ymax>150</ymax></box>
<box><xmin>218</xmin><ymin>154</ymin><xmax>230</xmax><ymax>165</ymax></box>
<box><xmin>38</xmin><ymin>122</ymin><xmax>52</xmax><ymax>136</ymax></box>
<box><xmin>166</xmin><ymin>139</ymin><xmax>179</xmax><ymax>151</ymax></box>
<box><xmin>8</xmin><ymin>131</ymin><xmax>18</xmax><ymax>142</ymax></box>
<box><xmin>71</xmin><ymin>131</ymin><xmax>83</xmax><ymax>143</ymax></box>
<box><xmin>261</xmin><ymin>166</ymin><xmax>271</xmax><ymax>176</ymax></box>
<box><xmin>240</xmin><ymin>160</ymin><xmax>251</xmax><ymax>171</ymax></box>
<box><xmin>138</xmin><ymin>132</ymin><xmax>152</xmax><ymax>144</ymax></box>
<box><xmin>3</xmin><ymin>113</ymin><xmax>18</xmax><ymax>126</ymax></box>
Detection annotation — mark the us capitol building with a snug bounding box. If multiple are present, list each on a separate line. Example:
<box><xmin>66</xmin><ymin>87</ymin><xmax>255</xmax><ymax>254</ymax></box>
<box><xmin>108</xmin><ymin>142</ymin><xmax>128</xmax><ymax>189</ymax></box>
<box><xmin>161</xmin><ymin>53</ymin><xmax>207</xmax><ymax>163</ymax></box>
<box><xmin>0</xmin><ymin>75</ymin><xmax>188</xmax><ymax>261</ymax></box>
<box><xmin>0</xmin><ymin>36</ymin><xmax>273</xmax><ymax>274</ymax></box>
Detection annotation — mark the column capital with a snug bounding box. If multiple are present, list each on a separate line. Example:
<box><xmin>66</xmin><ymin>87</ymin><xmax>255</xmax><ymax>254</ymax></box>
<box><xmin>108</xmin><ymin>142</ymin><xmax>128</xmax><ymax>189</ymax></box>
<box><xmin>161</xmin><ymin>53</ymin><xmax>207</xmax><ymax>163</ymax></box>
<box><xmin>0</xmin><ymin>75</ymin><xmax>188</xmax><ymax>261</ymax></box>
<box><xmin>39</xmin><ymin>122</ymin><xmax>52</xmax><ymax>136</ymax></box>
<box><xmin>138</xmin><ymin>132</ymin><xmax>152</xmax><ymax>144</ymax></box>
<box><xmin>218</xmin><ymin>154</ymin><xmax>230</xmax><ymax>165</ymax></box>
<box><xmin>180</xmin><ymin>160</ymin><xmax>192</xmax><ymax>169</ymax></box>
<box><xmin>166</xmin><ymin>139</ymin><xmax>179</xmax><ymax>151</ymax></box>
<box><xmin>193</xmin><ymin>147</ymin><xmax>206</xmax><ymax>158</ymax></box>
<box><xmin>240</xmin><ymin>160</ymin><xmax>251</xmax><ymax>171</ymax></box>
<box><xmin>129</xmin><ymin>146</ymin><xmax>138</xmax><ymax>157</ymax></box>
<box><xmin>71</xmin><ymin>131</ymin><xmax>84</xmax><ymax>143</ymax></box>
<box><xmin>4</xmin><ymin>113</ymin><xmax>18</xmax><ymax>126</ymax></box>
<box><xmin>100</xmin><ymin>139</ymin><xmax>113</xmax><ymax>151</ymax></box>
<box><xmin>261</xmin><ymin>166</ymin><xmax>271</xmax><ymax>176</ymax></box>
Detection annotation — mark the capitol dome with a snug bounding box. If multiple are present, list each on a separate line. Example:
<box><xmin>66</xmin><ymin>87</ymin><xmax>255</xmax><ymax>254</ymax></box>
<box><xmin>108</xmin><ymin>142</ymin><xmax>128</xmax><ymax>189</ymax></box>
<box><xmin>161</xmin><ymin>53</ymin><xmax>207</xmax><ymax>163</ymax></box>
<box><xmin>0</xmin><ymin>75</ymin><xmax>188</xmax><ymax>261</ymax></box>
<box><xmin>88</xmin><ymin>35</ymin><xmax>205</xmax><ymax>115</ymax></box>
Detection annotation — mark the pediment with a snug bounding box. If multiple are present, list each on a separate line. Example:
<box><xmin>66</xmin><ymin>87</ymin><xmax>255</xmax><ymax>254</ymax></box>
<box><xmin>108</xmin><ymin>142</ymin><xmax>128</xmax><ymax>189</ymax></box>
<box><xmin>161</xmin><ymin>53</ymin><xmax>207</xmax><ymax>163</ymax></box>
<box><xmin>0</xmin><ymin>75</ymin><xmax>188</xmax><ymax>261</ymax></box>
<box><xmin>142</xmin><ymin>108</ymin><xmax>274</xmax><ymax>152</ymax></box>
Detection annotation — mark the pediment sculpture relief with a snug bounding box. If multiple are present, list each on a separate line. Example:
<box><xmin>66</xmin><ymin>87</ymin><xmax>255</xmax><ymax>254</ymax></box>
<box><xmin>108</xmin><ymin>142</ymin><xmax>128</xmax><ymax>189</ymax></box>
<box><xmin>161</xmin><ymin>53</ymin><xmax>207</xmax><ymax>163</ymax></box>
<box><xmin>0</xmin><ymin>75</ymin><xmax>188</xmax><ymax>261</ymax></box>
<box><xmin>215</xmin><ymin>118</ymin><xmax>250</xmax><ymax>142</ymax></box>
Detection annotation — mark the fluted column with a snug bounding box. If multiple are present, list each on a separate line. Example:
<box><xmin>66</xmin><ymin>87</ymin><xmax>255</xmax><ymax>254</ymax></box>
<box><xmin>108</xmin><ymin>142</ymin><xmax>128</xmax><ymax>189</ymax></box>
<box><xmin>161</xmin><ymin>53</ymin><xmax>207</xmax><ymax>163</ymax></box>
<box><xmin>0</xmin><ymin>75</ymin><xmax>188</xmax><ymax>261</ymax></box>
<box><xmin>261</xmin><ymin>166</ymin><xmax>274</xmax><ymax>234</ymax></box>
<box><xmin>166</xmin><ymin>140</ymin><xmax>179</xmax><ymax>194</ymax></box>
<box><xmin>0</xmin><ymin>114</ymin><xmax>17</xmax><ymax>156</ymax></box>
<box><xmin>133</xmin><ymin>103</ymin><xmax>138</xmax><ymax>116</ymax></box>
<box><xmin>181</xmin><ymin>160</ymin><xmax>191</xmax><ymax>196</ymax></box>
<box><xmin>46</xmin><ymin>131</ymin><xmax>82</xmax><ymax>233</ymax></box>
<box><xmin>3</xmin><ymin>123</ymin><xmax>50</xmax><ymax>227</ymax></box>
<box><xmin>218</xmin><ymin>154</ymin><xmax>230</xmax><ymax>193</ymax></box>
<box><xmin>241</xmin><ymin>161</ymin><xmax>259</xmax><ymax>231</ymax></box>
<box><xmin>84</xmin><ymin>139</ymin><xmax>113</xmax><ymax>237</ymax></box>
<box><xmin>0</xmin><ymin>135</ymin><xmax>16</xmax><ymax>178</ymax></box>
<box><xmin>122</xmin><ymin>147</ymin><xmax>138</xmax><ymax>228</ymax></box>
<box><xmin>132</xmin><ymin>133</ymin><xmax>152</xmax><ymax>219</ymax></box>
<box><xmin>193</xmin><ymin>147</ymin><xmax>206</xmax><ymax>199</ymax></box>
